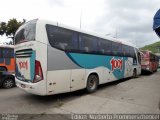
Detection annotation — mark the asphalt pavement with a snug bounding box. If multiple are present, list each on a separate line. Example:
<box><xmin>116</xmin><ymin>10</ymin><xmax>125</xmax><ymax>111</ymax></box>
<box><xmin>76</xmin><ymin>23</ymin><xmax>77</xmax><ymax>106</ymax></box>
<box><xmin>0</xmin><ymin>70</ymin><xmax>160</xmax><ymax>119</ymax></box>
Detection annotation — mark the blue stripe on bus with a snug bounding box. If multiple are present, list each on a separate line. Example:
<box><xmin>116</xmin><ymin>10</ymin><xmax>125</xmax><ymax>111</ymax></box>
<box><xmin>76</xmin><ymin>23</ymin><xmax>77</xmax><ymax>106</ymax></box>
<box><xmin>66</xmin><ymin>53</ymin><xmax>84</xmax><ymax>68</ymax></box>
<box><xmin>66</xmin><ymin>53</ymin><xmax>128</xmax><ymax>79</ymax></box>
<box><xmin>30</xmin><ymin>51</ymin><xmax>36</xmax><ymax>81</ymax></box>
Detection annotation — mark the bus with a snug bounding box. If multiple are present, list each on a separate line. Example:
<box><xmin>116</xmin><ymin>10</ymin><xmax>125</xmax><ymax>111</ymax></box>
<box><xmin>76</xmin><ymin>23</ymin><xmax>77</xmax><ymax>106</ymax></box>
<box><xmin>141</xmin><ymin>50</ymin><xmax>159</xmax><ymax>73</ymax></box>
<box><xmin>0</xmin><ymin>45</ymin><xmax>15</xmax><ymax>72</ymax></box>
<box><xmin>14</xmin><ymin>19</ymin><xmax>141</xmax><ymax>96</ymax></box>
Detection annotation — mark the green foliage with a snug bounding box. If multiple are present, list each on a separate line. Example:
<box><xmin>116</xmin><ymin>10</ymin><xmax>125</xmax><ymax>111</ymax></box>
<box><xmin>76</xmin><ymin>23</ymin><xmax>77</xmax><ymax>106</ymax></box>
<box><xmin>0</xmin><ymin>22</ymin><xmax>7</xmax><ymax>35</ymax></box>
<box><xmin>140</xmin><ymin>41</ymin><xmax>160</xmax><ymax>53</ymax></box>
<box><xmin>0</xmin><ymin>18</ymin><xmax>26</xmax><ymax>44</ymax></box>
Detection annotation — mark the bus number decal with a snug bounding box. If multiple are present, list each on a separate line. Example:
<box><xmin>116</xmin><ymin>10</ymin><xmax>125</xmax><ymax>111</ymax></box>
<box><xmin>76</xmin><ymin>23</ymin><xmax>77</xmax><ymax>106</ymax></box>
<box><xmin>19</xmin><ymin>61</ymin><xmax>28</xmax><ymax>70</ymax></box>
<box><xmin>110</xmin><ymin>57</ymin><xmax>123</xmax><ymax>71</ymax></box>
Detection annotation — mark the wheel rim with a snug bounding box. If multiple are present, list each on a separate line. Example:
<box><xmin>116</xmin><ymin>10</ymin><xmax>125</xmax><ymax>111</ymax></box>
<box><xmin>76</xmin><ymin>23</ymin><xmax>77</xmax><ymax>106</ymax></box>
<box><xmin>89</xmin><ymin>79</ymin><xmax>96</xmax><ymax>90</ymax></box>
<box><xmin>4</xmin><ymin>79</ymin><xmax>14</xmax><ymax>88</ymax></box>
<box><xmin>133</xmin><ymin>70</ymin><xmax>137</xmax><ymax>77</ymax></box>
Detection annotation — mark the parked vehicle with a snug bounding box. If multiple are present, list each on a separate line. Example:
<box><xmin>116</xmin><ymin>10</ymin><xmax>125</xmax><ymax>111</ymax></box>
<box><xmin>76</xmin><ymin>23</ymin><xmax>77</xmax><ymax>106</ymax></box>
<box><xmin>141</xmin><ymin>50</ymin><xmax>159</xmax><ymax>73</ymax></box>
<box><xmin>14</xmin><ymin>19</ymin><xmax>141</xmax><ymax>96</ymax></box>
<box><xmin>0</xmin><ymin>45</ymin><xmax>15</xmax><ymax>72</ymax></box>
<box><xmin>0</xmin><ymin>71</ymin><xmax>15</xmax><ymax>88</ymax></box>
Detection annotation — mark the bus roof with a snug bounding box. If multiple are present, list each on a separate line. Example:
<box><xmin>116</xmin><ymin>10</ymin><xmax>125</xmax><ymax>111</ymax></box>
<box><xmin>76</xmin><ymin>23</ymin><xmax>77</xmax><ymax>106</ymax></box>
<box><xmin>24</xmin><ymin>19</ymin><xmax>137</xmax><ymax>48</ymax></box>
<box><xmin>0</xmin><ymin>44</ymin><xmax>14</xmax><ymax>48</ymax></box>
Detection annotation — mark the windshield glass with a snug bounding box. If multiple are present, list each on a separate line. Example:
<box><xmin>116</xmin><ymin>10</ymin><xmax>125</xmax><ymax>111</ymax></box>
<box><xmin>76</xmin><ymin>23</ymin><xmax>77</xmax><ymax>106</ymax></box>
<box><xmin>15</xmin><ymin>20</ymin><xmax>37</xmax><ymax>44</ymax></box>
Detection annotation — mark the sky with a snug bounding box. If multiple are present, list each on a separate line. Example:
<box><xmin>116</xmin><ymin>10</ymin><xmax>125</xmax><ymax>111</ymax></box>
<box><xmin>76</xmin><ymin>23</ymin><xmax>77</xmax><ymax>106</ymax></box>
<box><xmin>0</xmin><ymin>0</ymin><xmax>160</xmax><ymax>47</ymax></box>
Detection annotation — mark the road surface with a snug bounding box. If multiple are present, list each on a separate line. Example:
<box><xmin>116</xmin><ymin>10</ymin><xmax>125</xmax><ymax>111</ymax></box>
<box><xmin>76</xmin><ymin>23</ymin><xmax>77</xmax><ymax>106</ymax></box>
<box><xmin>0</xmin><ymin>70</ymin><xmax>160</xmax><ymax>119</ymax></box>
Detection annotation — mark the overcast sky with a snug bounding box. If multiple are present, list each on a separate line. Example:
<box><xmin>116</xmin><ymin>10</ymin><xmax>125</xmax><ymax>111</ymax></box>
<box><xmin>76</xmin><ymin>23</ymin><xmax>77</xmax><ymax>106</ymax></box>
<box><xmin>0</xmin><ymin>0</ymin><xmax>160</xmax><ymax>47</ymax></box>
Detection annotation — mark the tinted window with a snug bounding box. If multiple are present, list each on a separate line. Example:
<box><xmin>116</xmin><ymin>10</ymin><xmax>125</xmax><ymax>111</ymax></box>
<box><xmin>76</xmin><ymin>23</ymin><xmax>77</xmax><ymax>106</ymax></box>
<box><xmin>122</xmin><ymin>45</ymin><xmax>130</xmax><ymax>56</ymax></box>
<box><xmin>112</xmin><ymin>42</ymin><xmax>122</xmax><ymax>56</ymax></box>
<box><xmin>150</xmin><ymin>53</ymin><xmax>154</xmax><ymax>62</ymax></box>
<box><xmin>1</xmin><ymin>48</ymin><xmax>14</xmax><ymax>58</ymax></box>
<box><xmin>46</xmin><ymin>25</ymin><xmax>78</xmax><ymax>51</ymax></box>
<box><xmin>98</xmin><ymin>39</ymin><xmax>112</xmax><ymax>55</ymax></box>
<box><xmin>0</xmin><ymin>48</ymin><xmax>2</xmax><ymax>58</ymax></box>
<box><xmin>129</xmin><ymin>47</ymin><xmax>136</xmax><ymax>58</ymax></box>
<box><xmin>15</xmin><ymin>20</ymin><xmax>37</xmax><ymax>44</ymax></box>
<box><xmin>9</xmin><ymin>48</ymin><xmax>14</xmax><ymax>58</ymax></box>
<box><xmin>79</xmin><ymin>34</ymin><xmax>98</xmax><ymax>53</ymax></box>
<box><xmin>3</xmin><ymin>48</ymin><xmax>9</xmax><ymax>58</ymax></box>
<box><xmin>138</xmin><ymin>52</ymin><xmax>141</xmax><ymax>63</ymax></box>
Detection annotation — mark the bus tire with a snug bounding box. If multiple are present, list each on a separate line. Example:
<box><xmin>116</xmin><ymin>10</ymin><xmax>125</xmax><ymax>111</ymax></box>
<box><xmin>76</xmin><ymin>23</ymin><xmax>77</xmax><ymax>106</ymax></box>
<box><xmin>0</xmin><ymin>67</ymin><xmax>7</xmax><ymax>72</ymax></box>
<box><xmin>86</xmin><ymin>75</ymin><xmax>98</xmax><ymax>93</ymax></box>
<box><xmin>2</xmin><ymin>78</ymin><xmax>15</xmax><ymax>89</ymax></box>
<box><xmin>133</xmin><ymin>69</ymin><xmax>137</xmax><ymax>78</ymax></box>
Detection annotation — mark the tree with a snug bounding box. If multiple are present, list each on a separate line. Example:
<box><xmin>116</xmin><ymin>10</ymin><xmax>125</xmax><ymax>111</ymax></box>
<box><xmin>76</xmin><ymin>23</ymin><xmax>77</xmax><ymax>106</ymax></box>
<box><xmin>0</xmin><ymin>18</ymin><xmax>26</xmax><ymax>45</ymax></box>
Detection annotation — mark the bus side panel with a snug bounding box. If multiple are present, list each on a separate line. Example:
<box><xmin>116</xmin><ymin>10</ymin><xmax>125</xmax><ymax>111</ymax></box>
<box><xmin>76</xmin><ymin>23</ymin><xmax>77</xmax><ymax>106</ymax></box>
<box><xmin>71</xmin><ymin>69</ymin><xmax>86</xmax><ymax>91</ymax></box>
<box><xmin>124</xmin><ymin>57</ymin><xmax>133</xmax><ymax>78</ymax></box>
<box><xmin>35</xmin><ymin>41</ymin><xmax>48</xmax><ymax>94</ymax></box>
<box><xmin>5</xmin><ymin>58</ymin><xmax>15</xmax><ymax>72</ymax></box>
<box><xmin>47</xmin><ymin>70</ymin><xmax>71</xmax><ymax>95</ymax></box>
<box><xmin>68</xmin><ymin>53</ymin><xmax>128</xmax><ymax>80</ymax></box>
<box><xmin>0</xmin><ymin>57</ymin><xmax>15</xmax><ymax>72</ymax></box>
<box><xmin>46</xmin><ymin>47</ymin><xmax>81</xmax><ymax>95</ymax></box>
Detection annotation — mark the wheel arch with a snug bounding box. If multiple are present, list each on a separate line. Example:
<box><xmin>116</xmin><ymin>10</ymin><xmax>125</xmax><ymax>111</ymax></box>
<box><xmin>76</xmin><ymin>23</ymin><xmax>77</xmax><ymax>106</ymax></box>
<box><xmin>133</xmin><ymin>68</ymin><xmax>137</xmax><ymax>72</ymax></box>
<box><xmin>0</xmin><ymin>66</ymin><xmax>8</xmax><ymax>71</ymax></box>
<box><xmin>85</xmin><ymin>71</ymin><xmax>100</xmax><ymax>87</ymax></box>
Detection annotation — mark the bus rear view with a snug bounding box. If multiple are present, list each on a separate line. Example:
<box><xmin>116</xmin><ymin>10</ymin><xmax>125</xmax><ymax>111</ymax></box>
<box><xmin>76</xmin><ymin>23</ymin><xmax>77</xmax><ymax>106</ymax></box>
<box><xmin>15</xmin><ymin>19</ymin><xmax>47</xmax><ymax>95</ymax></box>
<box><xmin>15</xmin><ymin>19</ymin><xmax>141</xmax><ymax>96</ymax></box>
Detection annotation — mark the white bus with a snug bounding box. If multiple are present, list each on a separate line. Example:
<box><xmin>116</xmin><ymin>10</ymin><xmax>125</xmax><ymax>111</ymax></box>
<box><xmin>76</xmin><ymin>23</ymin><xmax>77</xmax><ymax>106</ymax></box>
<box><xmin>14</xmin><ymin>19</ymin><xmax>141</xmax><ymax>96</ymax></box>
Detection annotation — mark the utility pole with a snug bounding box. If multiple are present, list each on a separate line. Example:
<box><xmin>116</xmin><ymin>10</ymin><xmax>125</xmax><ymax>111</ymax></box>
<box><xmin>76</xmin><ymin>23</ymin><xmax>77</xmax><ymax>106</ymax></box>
<box><xmin>80</xmin><ymin>10</ymin><xmax>82</xmax><ymax>29</ymax></box>
<box><xmin>115</xmin><ymin>28</ymin><xmax>117</xmax><ymax>39</ymax></box>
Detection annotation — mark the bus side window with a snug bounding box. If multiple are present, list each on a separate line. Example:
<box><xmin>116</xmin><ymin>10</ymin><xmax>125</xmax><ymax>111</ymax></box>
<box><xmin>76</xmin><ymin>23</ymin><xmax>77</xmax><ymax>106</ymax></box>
<box><xmin>79</xmin><ymin>34</ymin><xmax>98</xmax><ymax>53</ymax></box>
<box><xmin>98</xmin><ymin>39</ymin><xmax>112</xmax><ymax>55</ymax></box>
<box><xmin>3</xmin><ymin>49</ymin><xmax>7</xmax><ymax>58</ymax></box>
<box><xmin>5</xmin><ymin>48</ymin><xmax>10</xmax><ymax>58</ymax></box>
<box><xmin>46</xmin><ymin>24</ymin><xmax>77</xmax><ymax>51</ymax></box>
<box><xmin>138</xmin><ymin>52</ymin><xmax>141</xmax><ymax>64</ymax></box>
<box><xmin>122</xmin><ymin>45</ymin><xmax>128</xmax><ymax>57</ymax></box>
<box><xmin>0</xmin><ymin>49</ymin><xmax>2</xmax><ymax>58</ymax></box>
<box><xmin>129</xmin><ymin>47</ymin><xmax>137</xmax><ymax>64</ymax></box>
<box><xmin>112</xmin><ymin>42</ymin><xmax>122</xmax><ymax>56</ymax></box>
<box><xmin>134</xmin><ymin>49</ymin><xmax>141</xmax><ymax>65</ymax></box>
<box><xmin>9</xmin><ymin>49</ymin><xmax>14</xmax><ymax>58</ymax></box>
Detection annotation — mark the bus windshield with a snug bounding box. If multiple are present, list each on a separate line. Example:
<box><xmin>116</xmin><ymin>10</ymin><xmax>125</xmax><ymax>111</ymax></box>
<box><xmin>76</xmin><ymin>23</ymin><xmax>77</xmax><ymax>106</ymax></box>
<box><xmin>15</xmin><ymin>20</ymin><xmax>37</xmax><ymax>44</ymax></box>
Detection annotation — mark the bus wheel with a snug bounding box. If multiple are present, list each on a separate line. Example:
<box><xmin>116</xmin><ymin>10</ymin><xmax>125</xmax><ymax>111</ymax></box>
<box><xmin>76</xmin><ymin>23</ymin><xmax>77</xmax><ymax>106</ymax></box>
<box><xmin>0</xmin><ymin>67</ymin><xmax>7</xmax><ymax>72</ymax></box>
<box><xmin>133</xmin><ymin>69</ymin><xmax>137</xmax><ymax>78</ymax></box>
<box><xmin>86</xmin><ymin>75</ymin><xmax>98</xmax><ymax>93</ymax></box>
<box><xmin>3</xmin><ymin>78</ymin><xmax>15</xmax><ymax>89</ymax></box>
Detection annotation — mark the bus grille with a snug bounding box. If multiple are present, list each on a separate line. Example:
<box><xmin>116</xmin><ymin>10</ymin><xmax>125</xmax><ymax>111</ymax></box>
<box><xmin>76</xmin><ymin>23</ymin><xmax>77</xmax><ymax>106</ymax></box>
<box><xmin>15</xmin><ymin>49</ymin><xmax>33</xmax><ymax>58</ymax></box>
